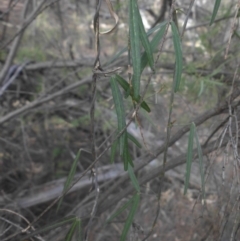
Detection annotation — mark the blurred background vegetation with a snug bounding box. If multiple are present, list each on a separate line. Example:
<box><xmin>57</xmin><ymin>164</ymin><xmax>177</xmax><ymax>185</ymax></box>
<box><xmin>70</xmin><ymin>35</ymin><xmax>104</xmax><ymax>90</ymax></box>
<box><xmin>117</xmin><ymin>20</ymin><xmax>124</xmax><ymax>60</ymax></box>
<box><xmin>0</xmin><ymin>0</ymin><xmax>240</xmax><ymax>240</ymax></box>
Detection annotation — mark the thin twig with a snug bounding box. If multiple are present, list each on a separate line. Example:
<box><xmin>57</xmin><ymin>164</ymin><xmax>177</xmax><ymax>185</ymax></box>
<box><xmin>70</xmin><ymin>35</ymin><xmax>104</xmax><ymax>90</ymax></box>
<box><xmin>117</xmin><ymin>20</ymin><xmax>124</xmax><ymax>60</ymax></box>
<box><xmin>181</xmin><ymin>0</ymin><xmax>196</xmax><ymax>39</ymax></box>
<box><xmin>85</xmin><ymin>0</ymin><xmax>102</xmax><ymax>239</ymax></box>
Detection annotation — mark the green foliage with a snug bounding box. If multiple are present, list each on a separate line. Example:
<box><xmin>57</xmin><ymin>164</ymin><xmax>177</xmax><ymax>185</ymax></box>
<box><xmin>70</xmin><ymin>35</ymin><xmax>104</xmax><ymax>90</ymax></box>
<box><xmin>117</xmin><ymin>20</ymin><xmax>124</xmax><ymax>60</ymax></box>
<box><xmin>194</xmin><ymin>125</ymin><xmax>206</xmax><ymax>203</ymax></box>
<box><xmin>110</xmin><ymin>76</ymin><xmax>134</xmax><ymax>170</ymax></box>
<box><xmin>106</xmin><ymin>196</ymin><xmax>134</xmax><ymax>224</ymax></box>
<box><xmin>127</xmin><ymin>132</ymin><xmax>142</xmax><ymax>148</ymax></box>
<box><xmin>64</xmin><ymin>217</ymin><xmax>82</xmax><ymax>241</ymax></box>
<box><xmin>7</xmin><ymin>0</ymin><xmax>233</xmax><ymax>239</ymax></box>
<box><xmin>171</xmin><ymin>21</ymin><xmax>183</xmax><ymax>92</ymax></box>
<box><xmin>120</xmin><ymin>193</ymin><xmax>140</xmax><ymax>241</ymax></box>
<box><xmin>184</xmin><ymin>123</ymin><xmax>205</xmax><ymax>198</ymax></box>
<box><xmin>136</xmin><ymin>6</ymin><xmax>154</xmax><ymax>71</ymax></box>
<box><xmin>141</xmin><ymin>22</ymin><xmax>167</xmax><ymax>73</ymax></box>
<box><xmin>128</xmin><ymin>165</ymin><xmax>140</xmax><ymax>192</ymax></box>
<box><xmin>123</xmin><ymin>138</ymin><xmax>134</xmax><ymax>171</ymax></box>
<box><xmin>106</xmin><ymin>21</ymin><xmax>167</xmax><ymax>67</ymax></box>
<box><xmin>105</xmin><ymin>193</ymin><xmax>140</xmax><ymax>241</ymax></box>
<box><xmin>110</xmin><ymin>76</ymin><xmax>127</xmax><ymax>156</ymax></box>
<box><xmin>184</xmin><ymin>123</ymin><xmax>195</xmax><ymax>195</ymax></box>
<box><xmin>210</xmin><ymin>0</ymin><xmax>222</xmax><ymax>25</ymax></box>
<box><xmin>115</xmin><ymin>74</ymin><xmax>151</xmax><ymax>113</ymax></box>
<box><xmin>111</xmin><ymin>132</ymin><xmax>141</xmax><ymax>164</ymax></box>
<box><xmin>65</xmin><ymin>220</ymin><xmax>78</xmax><ymax>241</ymax></box>
<box><xmin>129</xmin><ymin>0</ymin><xmax>141</xmax><ymax>99</ymax></box>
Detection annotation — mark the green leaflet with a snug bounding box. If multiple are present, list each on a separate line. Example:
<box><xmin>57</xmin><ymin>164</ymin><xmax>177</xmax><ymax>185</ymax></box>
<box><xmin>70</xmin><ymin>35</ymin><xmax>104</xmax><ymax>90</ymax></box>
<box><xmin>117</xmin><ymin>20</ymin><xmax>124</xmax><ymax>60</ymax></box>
<box><xmin>184</xmin><ymin>122</ymin><xmax>206</xmax><ymax>202</ymax></box>
<box><xmin>110</xmin><ymin>76</ymin><xmax>127</xmax><ymax>156</ymax></box>
<box><xmin>141</xmin><ymin>22</ymin><xmax>167</xmax><ymax>73</ymax></box>
<box><xmin>64</xmin><ymin>218</ymin><xmax>82</xmax><ymax>241</ymax></box>
<box><xmin>120</xmin><ymin>193</ymin><xmax>140</xmax><ymax>241</ymax></box>
<box><xmin>123</xmin><ymin>136</ymin><xmax>134</xmax><ymax>171</ymax></box>
<box><xmin>115</xmin><ymin>74</ymin><xmax>131</xmax><ymax>96</ymax></box>
<box><xmin>128</xmin><ymin>165</ymin><xmax>140</xmax><ymax>192</ymax></box>
<box><xmin>64</xmin><ymin>219</ymin><xmax>78</xmax><ymax>241</ymax></box>
<box><xmin>129</xmin><ymin>0</ymin><xmax>141</xmax><ymax>99</ymax></box>
<box><xmin>57</xmin><ymin>149</ymin><xmax>81</xmax><ymax>212</ymax></box>
<box><xmin>146</xmin><ymin>21</ymin><xmax>167</xmax><ymax>36</ymax></box>
<box><xmin>184</xmin><ymin>122</ymin><xmax>195</xmax><ymax>195</ymax></box>
<box><xmin>106</xmin><ymin>196</ymin><xmax>135</xmax><ymax>224</ymax></box>
<box><xmin>171</xmin><ymin>21</ymin><xmax>183</xmax><ymax>92</ymax></box>
<box><xmin>110</xmin><ymin>76</ymin><xmax>139</xmax><ymax>170</ymax></box>
<box><xmin>105</xmin><ymin>21</ymin><xmax>167</xmax><ymax>66</ymax></box>
<box><xmin>123</xmin><ymin>136</ymin><xmax>129</xmax><ymax>171</ymax></box>
<box><xmin>115</xmin><ymin>74</ymin><xmax>151</xmax><ymax>113</ymax></box>
<box><xmin>75</xmin><ymin>218</ymin><xmax>82</xmax><ymax>241</ymax></box>
<box><xmin>127</xmin><ymin>132</ymin><xmax>142</xmax><ymax>148</ymax></box>
<box><xmin>136</xmin><ymin>6</ymin><xmax>154</xmax><ymax>71</ymax></box>
<box><xmin>133</xmin><ymin>95</ymin><xmax>151</xmax><ymax>113</ymax></box>
<box><xmin>194</xmin><ymin>124</ymin><xmax>206</xmax><ymax>204</ymax></box>
<box><xmin>210</xmin><ymin>0</ymin><xmax>222</xmax><ymax>26</ymax></box>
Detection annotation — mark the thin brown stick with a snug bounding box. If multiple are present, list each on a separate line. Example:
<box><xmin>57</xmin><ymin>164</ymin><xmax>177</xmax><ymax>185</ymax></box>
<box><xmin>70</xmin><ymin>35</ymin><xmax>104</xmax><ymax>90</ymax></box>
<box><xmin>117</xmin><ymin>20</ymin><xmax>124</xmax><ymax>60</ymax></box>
<box><xmin>85</xmin><ymin>0</ymin><xmax>102</xmax><ymax>239</ymax></box>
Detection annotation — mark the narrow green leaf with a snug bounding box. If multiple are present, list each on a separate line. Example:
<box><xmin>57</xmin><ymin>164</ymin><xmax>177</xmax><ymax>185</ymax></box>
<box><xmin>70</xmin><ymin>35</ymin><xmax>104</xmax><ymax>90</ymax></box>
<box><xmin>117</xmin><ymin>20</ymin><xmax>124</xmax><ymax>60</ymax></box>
<box><xmin>106</xmin><ymin>196</ymin><xmax>135</xmax><ymax>224</ymax></box>
<box><xmin>110</xmin><ymin>76</ymin><xmax>127</xmax><ymax>155</ymax></box>
<box><xmin>128</xmin><ymin>165</ymin><xmax>140</xmax><ymax>192</ymax></box>
<box><xmin>146</xmin><ymin>21</ymin><xmax>167</xmax><ymax>36</ymax></box>
<box><xmin>105</xmin><ymin>21</ymin><xmax>167</xmax><ymax>66</ymax></box>
<box><xmin>134</xmin><ymin>95</ymin><xmax>151</xmax><ymax>113</ymax></box>
<box><xmin>123</xmin><ymin>136</ymin><xmax>134</xmax><ymax>171</ymax></box>
<box><xmin>21</xmin><ymin>216</ymin><xmax>76</xmax><ymax>240</ymax></box>
<box><xmin>115</xmin><ymin>74</ymin><xmax>131</xmax><ymax>98</ymax></box>
<box><xmin>184</xmin><ymin>122</ymin><xmax>195</xmax><ymax>195</ymax></box>
<box><xmin>140</xmin><ymin>100</ymin><xmax>151</xmax><ymax>113</ymax></box>
<box><xmin>127</xmin><ymin>148</ymin><xmax>134</xmax><ymax>168</ymax></box>
<box><xmin>115</xmin><ymin>75</ymin><xmax>151</xmax><ymax>113</ymax></box>
<box><xmin>127</xmin><ymin>132</ymin><xmax>142</xmax><ymax>148</ymax></box>
<box><xmin>57</xmin><ymin>149</ymin><xmax>81</xmax><ymax>212</ymax></box>
<box><xmin>65</xmin><ymin>219</ymin><xmax>78</xmax><ymax>241</ymax></box>
<box><xmin>111</xmin><ymin>138</ymin><xmax>119</xmax><ymax>163</ymax></box>
<box><xmin>129</xmin><ymin>0</ymin><xmax>141</xmax><ymax>99</ymax></box>
<box><xmin>194</xmin><ymin>124</ymin><xmax>206</xmax><ymax>203</ymax></box>
<box><xmin>120</xmin><ymin>193</ymin><xmax>140</xmax><ymax>241</ymax></box>
<box><xmin>210</xmin><ymin>0</ymin><xmax>222</xmax><ymax>26</ymax></box>
<box><xmin>198</xmin><ymin>80</ymin><xmax>204</xmax><ymax>97</ymax></box>
<box><xmin>171</xmin><ymin>21</ymin><xmax>183</xmax><ymax>92</ymax></box>
<box><xmin>115</xmin><ymin>74</ymin><xmax>130</xmax><ymax>92</ymax></box>
<box><xmin>141</xmin><ymin>22</ymin><xmax>167</xmax><ymax>73</ymax></box>
<box><xmin>76</xmin><ymin>218</ymin><xmax>82</xmax><ymax>241</ymax></box>
<box><xmin>136</xmin><ymin>6</ymin><xmax>154</xmax><ymax>71</ymax></box>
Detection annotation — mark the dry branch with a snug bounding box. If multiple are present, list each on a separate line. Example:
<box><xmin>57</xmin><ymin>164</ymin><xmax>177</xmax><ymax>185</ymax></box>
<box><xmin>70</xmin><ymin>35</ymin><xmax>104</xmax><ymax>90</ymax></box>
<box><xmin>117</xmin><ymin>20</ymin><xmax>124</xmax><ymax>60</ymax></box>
<box><xmin>0</xmin><ymin>163</ymin><xmax>124</xmax><ymax>209</ymax></box>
